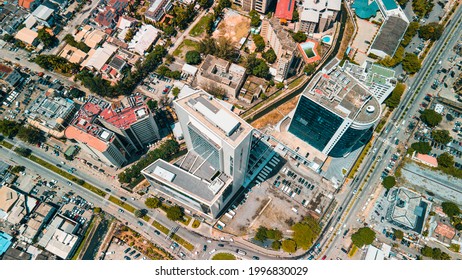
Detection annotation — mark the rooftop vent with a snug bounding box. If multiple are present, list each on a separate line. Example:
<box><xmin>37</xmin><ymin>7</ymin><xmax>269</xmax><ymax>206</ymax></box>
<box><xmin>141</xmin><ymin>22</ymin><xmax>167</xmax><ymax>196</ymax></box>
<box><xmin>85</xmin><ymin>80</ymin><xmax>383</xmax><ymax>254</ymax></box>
<box><xmin>366</xmin><ymin>105</ymin><xmax>375</xmax><ymax>114</ymax></box>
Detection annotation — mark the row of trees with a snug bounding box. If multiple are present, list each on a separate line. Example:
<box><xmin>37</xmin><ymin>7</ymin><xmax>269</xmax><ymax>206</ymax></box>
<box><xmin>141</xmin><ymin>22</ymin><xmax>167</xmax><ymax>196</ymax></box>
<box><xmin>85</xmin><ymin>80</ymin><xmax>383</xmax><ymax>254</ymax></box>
<box><xmin>421</xmin><ymin>245</ymin><xmax>451</xmax><ymax>260</ymax></box>
<box><xmin>144</xmin><ymin>197</ymin><xmax>185</xmax><ymax>221</ymax></box>
<box><xmin>198</xmin><ymin>36</ymin><xmax>238</xmax><ymax>61</ymax></box>
<box><xmin>118</xmin><ymin>140</ymin><xmax>180</xmax><ymax>188</ymax></box>
<box><xmin>35</xmin><ymin>55</ymin><xmax>80</xmax><ymax>74</ymax></box>
<box><xmin>254</xmin><ymin>226</ymin><xmax>283</xmax><ymax>243</ymax></box>
<box><xmin>76</xmin><ymin>45</ymin><xmax>167</xmax><ymax>97</ymax></box>
<box><xmin>0</xmin><ymin>120</ymin><xmax>44</xmax><ymax>144</ymax></box>
<box><xmin>37</xmin><ymin>28</ymin><xmax>58</xmax><ymax>49</ymax></box>
<box><xmin>384</xmin><ymin>83</ymin><xmax>406</xmax><ymax>109</ymax></box>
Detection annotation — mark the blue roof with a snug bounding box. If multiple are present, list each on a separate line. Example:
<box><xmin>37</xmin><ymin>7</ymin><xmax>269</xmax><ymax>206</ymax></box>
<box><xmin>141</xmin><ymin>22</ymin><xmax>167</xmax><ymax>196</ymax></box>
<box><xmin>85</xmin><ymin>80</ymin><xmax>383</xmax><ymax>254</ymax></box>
<box><xmin>352</xmin><ymin>0</ymin><xmax>379</xmax><ymax>19</ymax></box>
<box><xmin>382</xmin><ymin>0</ymin><xmax>398</xmax><ymax>10</ymax></box>
<box><xmin>0</xmin><ymin>232</ymin><xmax>13</xmax><ymax>256</ymax></box>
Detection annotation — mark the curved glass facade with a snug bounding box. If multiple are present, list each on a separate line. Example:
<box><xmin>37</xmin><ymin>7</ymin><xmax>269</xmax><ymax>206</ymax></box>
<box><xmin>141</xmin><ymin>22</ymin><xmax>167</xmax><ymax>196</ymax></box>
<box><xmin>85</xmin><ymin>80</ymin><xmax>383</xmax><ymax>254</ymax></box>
<box><xmin>288</xmin><ymin>96</ymin><xmax>343</xmax><ymax>152</ymax></box>
<box><xmin>330</xmin><ymin>126</ymin><xmax>373</xmax><ymax>157</ymax></box>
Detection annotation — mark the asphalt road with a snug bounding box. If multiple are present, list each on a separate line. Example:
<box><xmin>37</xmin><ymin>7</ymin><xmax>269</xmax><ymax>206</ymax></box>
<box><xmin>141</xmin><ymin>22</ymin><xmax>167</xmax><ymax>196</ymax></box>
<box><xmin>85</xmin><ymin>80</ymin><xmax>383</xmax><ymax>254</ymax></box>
<box><xmin>317</xmin><ymin>4</ymin><xmax>462</xmax><ymax>259</ymax></box>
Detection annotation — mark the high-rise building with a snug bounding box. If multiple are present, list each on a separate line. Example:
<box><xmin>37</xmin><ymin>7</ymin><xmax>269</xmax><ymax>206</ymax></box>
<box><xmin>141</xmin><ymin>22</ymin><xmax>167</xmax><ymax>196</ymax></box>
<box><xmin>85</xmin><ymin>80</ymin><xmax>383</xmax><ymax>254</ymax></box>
<box><xmin>299</xmin><ymin>0</ymin><xmax>341</xmax><ymax>34</ymax></box>
<box><xmin>288</xmin><ymin>63</ymin><xmax>381</xmax><ymax>158</ymax></box>
<box><xmin>260</xmin><ymin>17</ymin><xmax>297</xmax><ymax>81</ymax></box>
<box><xmin>65</xmin><ymin>95</ymin><xmax>159</xmax><ymax>167</ymax></box>
<box><xmin>142</xmin><ymin>90</ymin><xmax>253</xmax><ymax>219</ymax></box>
<box><xmin>233</xmin><ymin>0</ymin><xmax>275</xmax><ymax>14</ymax></box>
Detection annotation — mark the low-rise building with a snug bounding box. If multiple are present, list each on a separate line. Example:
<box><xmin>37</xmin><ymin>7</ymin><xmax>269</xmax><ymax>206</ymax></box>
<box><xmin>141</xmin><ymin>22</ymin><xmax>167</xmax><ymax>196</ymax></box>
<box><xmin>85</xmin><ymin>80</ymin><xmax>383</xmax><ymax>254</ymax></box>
<box><xmin>38</xmin><ymin>215</ymin><xmax>80</xmax><ymax>260</ymax></box>
<box><xmin>14</xmin><ymin>28</ymin><xmax>39</xmax><ymax>47</ymax></box>
<box><xmin>275</xmin><ymin>0</ymin><xmax>296</xmax><ymax>21</ymax></box>
<box><xmin>128</xmin><ymin>25</ymin><xmax>160</xmax><ymax>55</ymax></box>
<box><xmin>412</xmin><ymin>152</ymin><xmax>438</xmax><ymax>168</ymax></box>
<box><xmin>18</xmin><ymin>0</ymin><xmax>39</xmax><ymax>10</ymax></box>
<box><xmin>368</xmin><ymin>15</ymin><xmax>409</xmax><ymax>59</ymax></box>
<box><xmin>20</xmin><ymin>203</ymin><xmax>55</xmax><ymax>244</ymax></box>
<box><xmin>31</xmin><ymin>4</ymin><xmax>55</xmax><ymax>27</ymax></box>
<box><xmin>25</xmin><ymin>93</ymin><xmax>77</xmax><ymax>139</ymax></box>
<box><xmin>0</xmin><ymin>232</ymin><xmax>13</xmax><ymax>257</ymax></box>
<box><xmin>196</xmin><ymin>54</ymin><xmax>247</xmax><ymax>99</ymax></box>
<box><xmin>144</xmin><ymin>0</ymin><xmax>173</xmax><ymax>22</ymax></box>
<box><xmin>0</xmin><ymin>186</ymin><xmax>19</xmax><ymax>219</ymax></box>
<box><xmin>59</xmin><ymin>44</ymin><xmax>88</xmax><ymax>64</ymax></box>
<box><xmin>82</xmin><ymin>42</ymin><xmax>118</xmax><ymax>71</ymax></box>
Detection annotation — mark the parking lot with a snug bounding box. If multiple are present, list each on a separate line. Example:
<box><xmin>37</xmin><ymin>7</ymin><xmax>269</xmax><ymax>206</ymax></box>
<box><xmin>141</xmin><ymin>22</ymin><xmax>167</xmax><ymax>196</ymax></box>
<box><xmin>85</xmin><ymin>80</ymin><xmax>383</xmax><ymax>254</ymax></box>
<box><xmin>103</xmin><ymin>237</ymin><xmax>148</xmax><ymax>260</ymax></box>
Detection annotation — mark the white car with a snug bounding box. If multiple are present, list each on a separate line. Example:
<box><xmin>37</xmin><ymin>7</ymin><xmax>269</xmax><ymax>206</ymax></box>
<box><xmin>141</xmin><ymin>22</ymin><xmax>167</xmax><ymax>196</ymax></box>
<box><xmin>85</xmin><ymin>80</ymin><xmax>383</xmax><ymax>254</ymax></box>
<box><xmin>209</xmin><ymin>249</ymin><xmax>216</xmax><ymax>255</ymax></box>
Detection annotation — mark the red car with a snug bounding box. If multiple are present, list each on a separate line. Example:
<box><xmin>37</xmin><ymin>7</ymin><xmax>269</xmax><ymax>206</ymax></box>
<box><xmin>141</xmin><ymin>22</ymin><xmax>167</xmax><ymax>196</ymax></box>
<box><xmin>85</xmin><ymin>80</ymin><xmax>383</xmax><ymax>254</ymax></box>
<box><xmin>321</xmin><ymin>255</ymin><xmax>327</xmax><ymax>260</ymax></box>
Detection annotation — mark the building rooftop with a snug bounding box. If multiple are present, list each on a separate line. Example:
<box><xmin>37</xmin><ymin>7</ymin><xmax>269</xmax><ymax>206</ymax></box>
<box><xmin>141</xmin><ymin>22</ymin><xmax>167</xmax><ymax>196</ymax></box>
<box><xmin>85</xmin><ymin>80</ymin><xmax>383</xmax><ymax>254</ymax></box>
<box><xmin>99</xmin><ymin>95</ymin><xmax>151</xmax><ymax>130</ymax></box>
<box><xmin>267</xmin><ymin>17</ymin><xmax>297</xmax><ymax>51</ymax></box>
<box><xmin>370</xmin><ymin>16</ymin><xmax>408</xmax><ymax>57</ymax></box>
<box><xmin>128</xmin><ymin>24</ymin><xmax>160</xmax><ymax>55</ymax></box>
<box><xmin>18</xmin><ymin>0</ymin><xmax>35</xmax><ymax>9</ymax></box>
<box><xmin>434</xmin><ymin>222</ymin><xmax>456</xmax><ymax>240</ymax></box>
<box><xmin>0</xmin><ymin>186</ymin><xmax>19</xmax><ymax>213</ymax></box>
<box><xmin>415</xmin><ymin>153</ymin><xmax>438</xmax><ymax>167</ymax></box>
<box><xmin>391</xmin><ymin>188</ymin><xmax>428</xmax><ymax>232</ymax></box>
<box><xmin>83</xmin><ymin>42</ymin><xmax>117</xmax><ymax>71</ymax></box>
<box><xmin>303</xmin><ymin>67</ymin><xmax>381</xmax><ymax>125</ymax></box>
<box><xmin>142</xmin><ymin>157</ymin><xmax>231</xmax><ymax>204</ymax></box>
<box><xmin>0</xmin><ymin>232</ymin><xmax>13</xmax><ymax>256</ymax></box>
<box><xmin>26</xmin><ymin>94</ymin><xmax>76</xmax><ymax>130</ymax></box>
<box><xmin>275</xmin><ymin>0</ymin><xmax>295</xmax><ymax>20</ymax></box>
<box><xmin>175</xmin><ymin>90</ymin><xmax>253</xmax><ymax>146</ymax></box>
<box><xmin>65</xmin><ymin>96</ymin><xmax>115</xmax><ymax>152</ymax></box>
<box><xmin>199</xmin><ymin>55</ymin><xmax>246</xmax><ymax>91</ymax></box>
<box><xmin>39</xmin><ymin>215</ymin><xmax>79</xmax><ymax>259</ymax></box>
<box><xmin>2</xmin><ymin>247</ymin><xmax>31</xmax><ymax>260</ymax></box>
<box><xmin>59</xmin><ymin>44</ymin><xmax>88</xmax><ymax>64</ymax></box>
<box><xmin>32</xmin><ymin>5</ymin><xmax>54</xmax><ymax>21</ymax></box>
<box><xmin>14</xmin><ymin>28</ymin><xmax>38</xmax><ymax>45</ymax></box>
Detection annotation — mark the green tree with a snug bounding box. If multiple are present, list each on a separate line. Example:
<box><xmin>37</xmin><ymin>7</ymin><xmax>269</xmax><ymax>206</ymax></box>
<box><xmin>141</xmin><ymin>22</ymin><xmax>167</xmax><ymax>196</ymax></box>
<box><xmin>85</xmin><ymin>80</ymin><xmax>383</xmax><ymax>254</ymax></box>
<box><xmin>276</xmin><ymin>82</ymin><xmax>285</xmax><ymax>89</ymax></box>
<box><xmin>197</xmin><ymin>0</ymin><xmax>211</xmax><ymax>8</ymax></box>
<box><xmin>93</xmin><ymin>207</ymin><xmax>102</xmax><ymax>213</ymax></box>
<box><xmin>163</xmin><ymin>25</ymin><xmax>177</xmax><ymax>37</ymax></box>
<box><xmin>402</xmin><ymin>53</ymin><xmax>421</xmax><ymax>74</ymax></box>
<box><xmin>441</xmin><ymin>201</ymin><xmax>460</xmax><ymax>218</ymax></box>
<box><xmin>245</xmin><ymin>54</ymin><xmax>270</xmax><ymax>79</ymax></box>
<box><xmin>11</xmin><ymin>165</ymin><xmax>25</xmax><ymax>173</ymax></box>
<box><xmin>292</xmin><ymin>9</ymin><xmax>299</xmax><ymax>21</ymax></box>
<box><xmin>14</xmin><ymin>147</ymin><xmax>31</xmax><ymax>157</ymax></box>
<box><xmin>292</xmin><ymin>31</ymin><xmax>307</xmax><ymax>43</ymax></box>
<box><xmin>185</xmin><ymin>50</ymin><xmax>202</xmax><ymax>65</ymax></box>
<box><xmin>37</xmin><ymin>28</ymin><xmax>57</xmax><ymax>48</ymax></box>
<box><xmin>420</xmin><ymin>109</ymin><xmax>442</xmax><ymax>127</ymax></box>
<box><xmin>267</xmin><ymin>229</ymin><xmax>282</xmax><ymax>241</ymax></box>
<box><xmin>393</xmin><ymin>229</ymin><xmax>404</xmax><ymax>240</ymax></box>
<box><xmin>384</xmin><ymin>83</ymin><xmax>406</xmax><ymax>108</ymax></box>
<box><xmin>292</xmin><ymin>216</ymin><xmax>321</xmax><ymax>250</ymax></box>
<box><xmin>145</xmin><ymin>197</ymin><xmax>161</xmax><ymax>208</ymax></box>
<box><xmin>382</xmin><ymin>176</ymin><xmax>396</xmax><ymax>190</ymax></box>
<box><xmin>437</xmin><ymin>152</ymin><xmax>455</xmax><ymax>168</ymax></box>
<box><xmin>378</xmin><ymin>46</ymin><xmax>404</xmax><ymax>67</ymax></box>
<box><xmin>421</xmin><ymin>245</ymin><xmax>433</xmax><ymax>257</ymax></box>
<box><xmin>271</xmin><ymin>240</ymin><xmax>282</xmax><ymax>250</ymax></box>
<box><xmin>255</xmin><ymin>226</ymin><xmax>269</xmax><ymax>242</ymax></box>
<box><xmin>419</xmin><ymin>22</ymin><xmax>443</xmax><ymax>41</ymax></box>
<box><xmin>124</xmin><ymin>29</ymin><xmax>135</xmax><ymax>42</ymax></box>
<box><xmin>147</xmin><ymin>99</ymin><xmax>158</xmax><ymax>111</ymax></box>
<box><xmin>281</xmin><ymin>239</ymin><xmax>297</xmax><ymax>253</ymax></box>
<box><xmin>262</xmin><ymin>48</ymin><xmax>276</xmax><ymax>63</ymax></box>
<box><xmin>0</xmin><ymin>119</ymin><xmax>20</xmax><ymax>137</ymax></box>
<box><xmin>253</xmin><ymin>34</ymin><xmax>265</xmax><ymax>52</ymax></box>
<box><xmin>172</xmin><ymin>87</ymin><xmax>180</xmax><ymax>98</ymax></box>
<box><xmin>351</xmin><ymin>227</ymin><xmax>375</xmax><ymax>248</ymax></box>
<box><xmin>249</xmin><ymin>10</ymin><xmax>261</xmax><ymax>27</ymax></box>
<box><xmin>134</xmin><ymin>209</ymin><xmax>144</xmax><ymax>218</ymax></box>
<box><xmin>166</xmin><ymin>205</ymin><xmax>184</xmax><ymax>221</ymax></box>
<box><xmin>303</xmin><ymin>63</ymin><xmax>317</xmax><ymax>75</ymax></box>
<box><xmin>411</xmin><ymin>141</ymin><xmax>431</xmax><ymax>154</ymax></box>
<box><xmin>16</xmin><ymin>126</ymin><xmax>44</xmax><ymax>144</ymax></box>
<box><xmin>431</xmin><ymin>130</ymin><xmax>452</xmax><ymax>144</ymax></box>
<box><xmin>401</xmin><ymin>22</ymin><xmax>419</xmax><ymax>47</ymax></box>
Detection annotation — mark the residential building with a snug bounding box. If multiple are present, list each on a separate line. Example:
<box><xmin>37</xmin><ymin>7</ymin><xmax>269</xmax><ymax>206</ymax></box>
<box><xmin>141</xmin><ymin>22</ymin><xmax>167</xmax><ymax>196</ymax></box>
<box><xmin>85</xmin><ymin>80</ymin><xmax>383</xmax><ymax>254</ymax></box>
<box><xmin>196</xmin><ymin>55</ymin><xmax>247</xmax><ymax>99</ymax></box>
<box><xmin>25</xmin><ymin>93</ymin><xmax>77</xmax><ymax>138</ymax></box>
<box><xmin>20</xmin><ymin>203</ymin><xmax>55</xmax><ymax>243</ymax></box>
<box><xmin>94</xmin><ymin>0</ymin><xmax>129</xmax><ymax>27</ymax></box>
<box><xmin>260</xmin><ymin>17</ymin><xmax>297</xmax><ymax>81</ymax></box>
<box><xmin>127</xmin><ymin>24</ymin><xmax>160</xmax><ymax>55</ymax></box>
<box><xmin>299</xmin><ymin>0</ymin><xmax>341</xmax><ymax>34</ymax></box>
<box><xmin>59</xmin><ymin>44</ymin><xmax>88</xmax><ymax>64</ymax></box>
<box><xmin>82</xmin><ymin>42</ymin><xmax>118</xmax><ymax>71</ymax></box>
<box><xmin>0</xmin><ymin>186</ymin><xmax>19</xmax><ymax>216</ymax></box>
<box><xmin>233</xmin><ymin>0</ymin><xmax>275</xmax><ymax>14</ymax></box>
<box><xmin>239</xmin><ymin>76</ymin><xmax>266</xmax><ymax>104</ymax></box>
<box><xmin>430</xmin><ymin>217</ymin><xmax>456</xmax><ymax>246</ymax></box>
<box><xmin>387</xmin><ymin>187</ymin><xmax>430</xmax><ymax>233</ymax></box>
<box><xmin>98</xmin><ymin>94</ymin><xmax>160</xmax><ymax>151</ymax></box>
<box><xmin>142</xmin><ymin>90</ymin><xmax>253</xmax><ymax>219</ymax></box>
<box><xmin>144</xmin><ymin>0</ymin><xmax>173</xmax><ymax>22</ymax></box>
<box><xmin>288</xmin><ymin>62</ymin><xmax>381</xmax><ymax>158</ymax></box>
<box><xmin>101</xmin><ymin>55</ymin><xmax>127</xmax><ymax>82</ymax></box>
<box><xmin>65</xmin><ymin>97</ymin><xmax>130</xmax><ymax>168</ymax></box>
<box><xmin>14</xmin><ymin>28</ymin><xmax>39</xmax><ymax>47</ymax></box>
<box><xmin>0</xmin><ymin>232</ymin><xmax>13</xmax><ymax>257</ymax></box>
<box><xmin>275</xmin><ymin>0</ymin><xmax>296</xmax><ymax>21</ymax></box>
<box><xmin>342</xmin><ymin>60</ymin><xmax>397</xmax><ymax>103</ymax></box>
<box><xmin>18</xmin><ymin>0</ymin><xmax>39</xmax><ymax>10</ymax></box>
<box><xmin>368</xmin><ymin>15</ymin><xmax>409</xmax><ymax>58</ymax></box>
<box><xmin>31</xmin><ymin>4</ymin><xmax>55</xmax><ymax>27</ymax></box>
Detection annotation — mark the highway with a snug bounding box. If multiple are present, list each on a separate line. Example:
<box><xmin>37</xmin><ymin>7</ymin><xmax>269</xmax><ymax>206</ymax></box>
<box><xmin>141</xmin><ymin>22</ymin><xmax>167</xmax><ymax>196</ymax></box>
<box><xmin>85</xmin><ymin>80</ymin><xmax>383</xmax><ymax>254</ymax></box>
<box><xmin>316</xmin><ymin>4</ymin><xmax>462</xmax><ymax>259</ymax></box>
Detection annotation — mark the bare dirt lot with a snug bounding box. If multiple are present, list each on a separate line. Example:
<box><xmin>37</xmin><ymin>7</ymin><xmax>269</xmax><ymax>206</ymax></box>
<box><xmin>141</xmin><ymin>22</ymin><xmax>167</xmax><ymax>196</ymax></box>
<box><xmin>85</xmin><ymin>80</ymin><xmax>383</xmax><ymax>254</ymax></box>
<box><xmin>213</xmin><ymin>9</ymin><xmax>250</xmax><ymax>45</ymax></box>
<box><xmin>252</xmin><ymin>96</ymin><xmax>300</xmax><ymax>129</ymax></box>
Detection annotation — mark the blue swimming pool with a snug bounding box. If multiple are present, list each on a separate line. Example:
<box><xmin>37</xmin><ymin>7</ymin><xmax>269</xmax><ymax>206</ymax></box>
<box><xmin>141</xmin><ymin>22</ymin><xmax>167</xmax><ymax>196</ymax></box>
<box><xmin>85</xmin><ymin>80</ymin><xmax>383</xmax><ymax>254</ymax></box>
<box><xmin>322</xmin><ymin>36</ymin><xmax>331</xmax><ymax>43</ymax></box>
<box><xmin>352</xmin><ymin>0</ymin><xmax>379</xmax><ymax>19</ymax></box>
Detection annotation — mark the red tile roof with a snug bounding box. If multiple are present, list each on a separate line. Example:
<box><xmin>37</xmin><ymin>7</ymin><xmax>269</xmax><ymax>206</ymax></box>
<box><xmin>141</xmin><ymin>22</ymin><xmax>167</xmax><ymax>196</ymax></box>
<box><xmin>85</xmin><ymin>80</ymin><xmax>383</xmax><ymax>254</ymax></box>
<box><xmin>65</xmin><ymin>126</ymin><xmax>108</xmax><ymax>153</ymax></box>
<box><xmin>415</xmin><ymin>153</ymin><xmax>438</xmax><ymax>167</ymax></box>
<box><xmin>275</xmin><ymin>0</ymin><xmax>295</xmax><ymax>20</ymax></box>
<box><xmin>18</xmin><ymin>0</ymin><xmax>35</xmax><ymax>9</ymax></box>
<box><xmin>434</xmin><ymin>222</ymin><xmax>456</xmax><ymax>240</ymax></box>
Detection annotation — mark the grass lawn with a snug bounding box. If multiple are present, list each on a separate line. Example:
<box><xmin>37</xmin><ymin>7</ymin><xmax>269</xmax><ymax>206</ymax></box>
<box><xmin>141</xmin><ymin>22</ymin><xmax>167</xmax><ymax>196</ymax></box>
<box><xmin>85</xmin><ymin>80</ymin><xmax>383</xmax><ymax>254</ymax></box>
<box><xmin>71</xmin><ymin>216</ymin><xmax>97</xmax><ymax>260</ymax></box>
<box><xmin>152</xmin><ymin>220</ymin><xmax>170</xmax><ymax>235</ymax></box>
<box><xmin>172</xmin><ymin>39</ymin><xmax>200</xmax><ymax>59</ymax></box>
<box><xmin>171</xmin><ymin>233</ymin><xmax>195</xmax><ymax>251</ymax></box>
<box><xmin>180</xmin><ymin>215</ymin><xmax>192</xmax><ymax>226</ymax></box>
<box><xmin>211</xmin><ymin>253</ymin><xmax>236</xmax><ymax>260</ymax></box>
<box><xmin>348</xmin><ymin>245</ymin><xmax>358</xmax><ymax>258</ymax></box>
<box><xmin>108</xmin><ymin>196</ymin><xmax>136</xmax><ymax>213</ymax></box>
<box><xmin>189</xmin><ymin>14</ymin><xmax>213</xmax><ymax>37</ymax></box>
<box><xmin>304</xmin><ymin>48</ymin><xmax>315</xmax><ymax>58</ymax></box>
<box><xmin>142</xmin><ymin>215</ymin><xmax>151</xmax><ymax>222</ymax></box>
<box><xmin>192</xmin><ymin>219</ymin><xmax>201</xmax><ymax>228</ymax></box>
<box><xmin>0</xmin><ymin>140</ymin><xmax>13</xmax><ymax>149</ymax></box>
